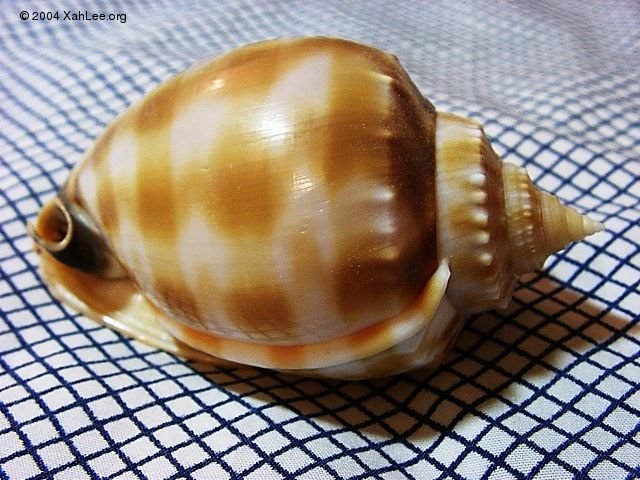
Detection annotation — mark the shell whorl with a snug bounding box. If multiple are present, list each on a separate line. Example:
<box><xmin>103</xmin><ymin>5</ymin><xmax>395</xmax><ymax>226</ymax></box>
<box><xmin>436</xmin><ymin>113</ymin><xmax>603</xmax><ymax>313</ymax></box>
<box><xmin>435</xmin><ymin>112</ymin><xmax>516</xmax><ymax>313</ymax></box>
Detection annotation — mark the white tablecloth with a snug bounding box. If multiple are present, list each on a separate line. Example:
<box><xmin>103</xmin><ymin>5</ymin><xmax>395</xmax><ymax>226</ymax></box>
<box><xmin>1</xmin><ymin>1</ymin><xmax>638</xmax><ymax>479</ymax></box>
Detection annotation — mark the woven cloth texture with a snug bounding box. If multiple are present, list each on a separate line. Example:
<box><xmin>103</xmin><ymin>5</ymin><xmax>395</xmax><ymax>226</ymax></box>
<box><xmin>1</xmin><ymin>1</ymin><xmax>639</xmax><ymax>479</ymax></box>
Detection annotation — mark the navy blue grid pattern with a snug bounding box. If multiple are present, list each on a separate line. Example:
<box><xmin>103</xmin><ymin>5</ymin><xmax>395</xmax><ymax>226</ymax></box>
<box><xmin>1</xmin><ymin>1</ymin><xmax>639</xmax><ymax>479</ymax></box>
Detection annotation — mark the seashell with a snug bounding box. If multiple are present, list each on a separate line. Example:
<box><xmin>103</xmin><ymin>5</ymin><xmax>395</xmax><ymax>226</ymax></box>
<box><xmin>29</xmin><ymin>37</ymin><xmax>603</xmax><ymax>379</ymax></box>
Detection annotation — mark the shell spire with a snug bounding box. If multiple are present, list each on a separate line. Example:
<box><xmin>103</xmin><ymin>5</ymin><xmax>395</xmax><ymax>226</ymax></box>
<box><xmin>435</xmin><ymin>112</ymin><xmax>604</xmax><ymax>314</ymax></box>
<box><xmin>502</xmin><ymin>163</ymin><xmax>604</xmax><ymax>274</ymax></box>
<box><xmin>538</xmin><ymin>190</ymin><xmax>604</xmax><ymax>250</ymax></box>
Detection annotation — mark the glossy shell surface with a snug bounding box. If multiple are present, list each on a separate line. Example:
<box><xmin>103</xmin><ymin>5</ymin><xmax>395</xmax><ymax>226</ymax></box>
<box><xmin>63</xmin><ymin>38</ymin><xmax>439</xmax><ymax>344</ymax></box>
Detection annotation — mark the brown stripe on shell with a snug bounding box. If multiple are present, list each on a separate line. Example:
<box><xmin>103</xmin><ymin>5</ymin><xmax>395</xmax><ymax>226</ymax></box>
<box><xmin>129</xmin><ymin>77</ymin><xmax>216</xmax><ymax>330</ymax></box>
<box><xmin>222</xmin><ymin>284</ymin><xmax>295</xmax><ymax>339</ymax></box>
<box><xmin>333</xmin><ymin>233</ymin><xmax>427</xmax><ymax>325</ymax></box>
<box><xmin>132</xmin><ymin>77</ymin><xmax>208</xmax><ymax>327</ymax></box>
<box><xmin>321</xmin><ymin>42</ymin><xmax>438</xmax><ymax>328</ymax></box>
<box><xmin>179</xmin><ymin>40</ymin><xmax>337</xmax><ymax>336</ymax></box>
<box><xmin>172</xmin><ymin>40</ymin><xmax>325</xmax><ymax>239</ymax></box>
<box><xmin>134</xmin><ymin>78</ymin><xmax>181</xmax><ymax>241</ymax></box>
<box><xmin>150</xmin><ymin>274</ymin><xmax>203</xmax><ymax>327</ymax></box>
<box><xmin>321</xmin><ymin>72</ymin><xmax>391</xmax><ymax>186</ymax></box>
<box><xmin>183</xmin><ymin>40</ymin><xmax>286</xmax><ymax>100</ymax></box>
<box><xmin>133</xmin><ymin>46</ymin><xmax>298</xmax><ymax>336</ymax></box>
<box><xmin>200</xmin><ymin>137</ymin><xmax>291</xmax><ymax>236</ymax></box>
<box><xmin>91</xmin><ymin>126</ymin><xmax>120</xmax><ymax>233</ymax></box>
<box><xmin>381</xmin><ymin>59</ymin><xmax>438</xmax><ymax>312</ymax></box>
<box><xmin>386</xmin><ymin>79</ymin><xmax>438</xmax><ymax>244</ymax></box>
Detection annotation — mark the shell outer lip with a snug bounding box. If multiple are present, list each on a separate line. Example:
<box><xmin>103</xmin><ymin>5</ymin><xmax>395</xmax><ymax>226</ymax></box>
<box><xmin>36</xmin><ymin>241</ymin><xmax>451</xmax><ymax>370</ymax></box>
<box><xmin>38</xmin><ymin>249</ymin><xmax>220</xmax><ymax>363</ymax></box>
<box><xmin>162</xmin><ymin>260</ymin><xmax>451</xmax><ymax>370</ymax></box>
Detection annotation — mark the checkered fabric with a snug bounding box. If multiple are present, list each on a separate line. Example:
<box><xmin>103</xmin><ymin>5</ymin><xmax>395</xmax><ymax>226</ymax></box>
<box><xmin>1</xmin><ymin>1</ymin><xmax>639</xmax><ymax>479</ymax></box>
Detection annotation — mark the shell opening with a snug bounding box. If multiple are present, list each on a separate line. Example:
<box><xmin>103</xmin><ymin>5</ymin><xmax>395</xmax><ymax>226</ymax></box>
<box><xmin>30</xmin><ymin>197</ymin><xmax>73</xmax><ymax>253</ymax></box>
<box><xmin>30</xmin><ymin>196</ymin><xmax>127</xmax><ymax>279</ymax></box>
